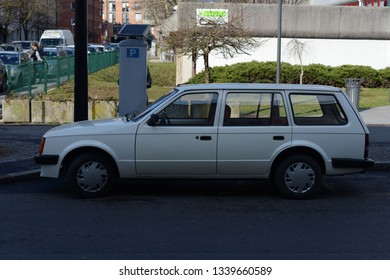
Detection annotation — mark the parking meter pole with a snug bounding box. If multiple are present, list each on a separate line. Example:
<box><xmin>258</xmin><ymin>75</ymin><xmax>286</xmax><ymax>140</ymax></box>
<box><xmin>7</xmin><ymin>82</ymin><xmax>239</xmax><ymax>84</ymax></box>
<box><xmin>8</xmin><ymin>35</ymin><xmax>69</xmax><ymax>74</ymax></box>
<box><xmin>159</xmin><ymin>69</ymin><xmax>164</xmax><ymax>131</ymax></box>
<box><xmin>118</xmin><ymin>39</ymin><xmax>148</xmax><ymax>117</ymax></box>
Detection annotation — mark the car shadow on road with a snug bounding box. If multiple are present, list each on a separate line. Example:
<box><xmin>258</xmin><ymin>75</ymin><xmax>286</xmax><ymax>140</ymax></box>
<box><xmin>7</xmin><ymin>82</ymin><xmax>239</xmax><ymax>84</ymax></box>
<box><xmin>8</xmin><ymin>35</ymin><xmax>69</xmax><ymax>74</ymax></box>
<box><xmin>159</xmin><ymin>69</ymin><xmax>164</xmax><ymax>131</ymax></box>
<box><xmin>113</xmin><ymin>178</ymin><xmax>278</xmax><ymax>199</ymax></box>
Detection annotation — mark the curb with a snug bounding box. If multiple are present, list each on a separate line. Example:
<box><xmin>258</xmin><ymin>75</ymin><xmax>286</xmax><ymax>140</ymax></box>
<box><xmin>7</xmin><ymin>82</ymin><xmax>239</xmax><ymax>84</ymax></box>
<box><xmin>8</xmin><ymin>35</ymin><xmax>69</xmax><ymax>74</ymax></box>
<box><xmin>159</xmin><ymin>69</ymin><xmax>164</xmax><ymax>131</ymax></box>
<box><xmin>0</xmin><ymin>169</ymin><xmax>40</xmax><ymax>184</ymax></box>
<box><xmin>370</xmin><ymin>161</ymin><xmax>390</xmax><ymax>172</ymax></box>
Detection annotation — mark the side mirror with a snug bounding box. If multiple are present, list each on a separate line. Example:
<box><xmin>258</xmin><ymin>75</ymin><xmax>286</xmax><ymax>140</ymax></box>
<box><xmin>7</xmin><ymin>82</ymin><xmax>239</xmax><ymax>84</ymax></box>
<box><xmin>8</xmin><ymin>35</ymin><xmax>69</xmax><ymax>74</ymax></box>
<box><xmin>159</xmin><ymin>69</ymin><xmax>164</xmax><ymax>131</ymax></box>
<box><xmin>148</xmin><ymin>114</ymin><xmax>159</xmax><ymax>126</ymax></box>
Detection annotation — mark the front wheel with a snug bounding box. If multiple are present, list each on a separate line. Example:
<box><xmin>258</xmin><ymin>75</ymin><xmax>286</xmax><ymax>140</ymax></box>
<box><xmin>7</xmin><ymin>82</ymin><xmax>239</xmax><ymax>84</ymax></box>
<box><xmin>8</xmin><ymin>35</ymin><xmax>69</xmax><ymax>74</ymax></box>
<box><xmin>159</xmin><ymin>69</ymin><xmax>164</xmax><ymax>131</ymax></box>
<box><xmin>273</xmin><ymin>155</ymin><xmax>322</xmax><ymax>199</ymax></box>
<box><xmin>67</xmin><ymin>153</ymin><xmax>116</xmax><ymax>198</ymax></box>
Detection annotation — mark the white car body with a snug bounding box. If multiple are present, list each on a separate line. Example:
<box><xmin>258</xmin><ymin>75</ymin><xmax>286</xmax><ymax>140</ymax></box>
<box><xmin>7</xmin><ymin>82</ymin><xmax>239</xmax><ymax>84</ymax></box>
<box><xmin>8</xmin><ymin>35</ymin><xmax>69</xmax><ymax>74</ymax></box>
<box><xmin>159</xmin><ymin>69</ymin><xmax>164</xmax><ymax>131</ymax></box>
<box><xmin>35</xmin><ymin>84</ymin><xmax>374</xmax><ymax>198</ymax></box>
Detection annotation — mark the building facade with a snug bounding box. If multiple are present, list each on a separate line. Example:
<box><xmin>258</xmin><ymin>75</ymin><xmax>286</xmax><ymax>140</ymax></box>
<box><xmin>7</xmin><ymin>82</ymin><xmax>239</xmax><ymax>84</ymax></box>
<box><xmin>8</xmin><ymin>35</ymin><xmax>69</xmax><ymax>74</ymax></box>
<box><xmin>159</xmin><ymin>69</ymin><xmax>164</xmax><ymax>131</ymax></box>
<box><xmin>56</xmin><ymin>0</ymin><xmax>103</xmax><ymax>43</ymax></box>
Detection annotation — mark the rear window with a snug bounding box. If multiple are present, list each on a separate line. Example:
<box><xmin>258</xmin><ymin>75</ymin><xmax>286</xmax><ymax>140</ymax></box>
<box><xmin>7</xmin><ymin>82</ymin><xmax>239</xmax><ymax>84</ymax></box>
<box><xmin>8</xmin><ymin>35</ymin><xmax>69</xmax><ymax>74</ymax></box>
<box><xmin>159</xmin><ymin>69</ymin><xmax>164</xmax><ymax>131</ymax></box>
<box><xmin>290</xmin><ymin>93</ymin><xmax>347</xmax><ymax>125</ymax></box>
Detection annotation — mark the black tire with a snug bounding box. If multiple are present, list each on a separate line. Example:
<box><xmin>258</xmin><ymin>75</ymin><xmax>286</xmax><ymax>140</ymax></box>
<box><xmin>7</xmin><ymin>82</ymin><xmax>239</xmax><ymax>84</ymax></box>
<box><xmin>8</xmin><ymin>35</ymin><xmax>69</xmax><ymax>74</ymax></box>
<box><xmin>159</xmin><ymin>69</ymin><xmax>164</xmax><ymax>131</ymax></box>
<box><xmin>0</xmin><ymin>75</ymin><xmax>7</xmax><ymax>93</ymax></box>
<box><xmin>273</xmin><ymin>155</ymin><xmax>322</xmax><ymax>199</ymax></box>
<box><xmin>67</xmin><ymin>153</ymin><xmax>116</xmax><ymax>198</ymax></box>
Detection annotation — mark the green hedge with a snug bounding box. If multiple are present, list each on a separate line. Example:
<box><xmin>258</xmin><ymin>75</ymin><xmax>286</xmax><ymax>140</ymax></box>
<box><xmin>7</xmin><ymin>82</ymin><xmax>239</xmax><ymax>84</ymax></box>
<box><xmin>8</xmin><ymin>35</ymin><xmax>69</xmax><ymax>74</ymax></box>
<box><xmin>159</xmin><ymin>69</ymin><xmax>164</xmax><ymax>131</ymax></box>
<box><xmin>148</xmin><ymin>62</ymin><xmax>176</xmax><ymax>87</ymax></box>
<box><xmin>189</xmin><ymin>61</ymin><xmax>390</xmax><ymax>88</ymax></box>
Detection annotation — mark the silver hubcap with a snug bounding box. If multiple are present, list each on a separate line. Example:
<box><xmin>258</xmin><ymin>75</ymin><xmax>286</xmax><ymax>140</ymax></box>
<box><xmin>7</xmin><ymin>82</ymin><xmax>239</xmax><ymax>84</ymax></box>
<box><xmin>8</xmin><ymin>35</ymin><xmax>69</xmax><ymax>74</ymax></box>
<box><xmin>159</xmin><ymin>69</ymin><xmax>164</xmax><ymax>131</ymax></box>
<box><xmin>76</xmin><ymin>161</ymin><xmax>108</xmax><ymax>193</ymax></box>
<box><xmin>284</xmin><ymin>162</ymin><xmax>315</xmax><ymax>194</ymax></box>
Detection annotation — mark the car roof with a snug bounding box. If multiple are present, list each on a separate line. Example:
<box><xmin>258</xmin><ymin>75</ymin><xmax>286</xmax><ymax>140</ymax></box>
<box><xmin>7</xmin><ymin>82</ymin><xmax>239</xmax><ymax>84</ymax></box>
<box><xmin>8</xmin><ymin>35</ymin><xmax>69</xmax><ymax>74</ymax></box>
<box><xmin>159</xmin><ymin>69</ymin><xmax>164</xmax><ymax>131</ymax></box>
<box><xmin>175</xmin><ymin>83</ymin><xmax>341</xmax><ymax>92</ymax></box>
<box><xmin>0</xmin><ymin>51</ymin><xmax>20</xmax><ymax>55</ymax></box>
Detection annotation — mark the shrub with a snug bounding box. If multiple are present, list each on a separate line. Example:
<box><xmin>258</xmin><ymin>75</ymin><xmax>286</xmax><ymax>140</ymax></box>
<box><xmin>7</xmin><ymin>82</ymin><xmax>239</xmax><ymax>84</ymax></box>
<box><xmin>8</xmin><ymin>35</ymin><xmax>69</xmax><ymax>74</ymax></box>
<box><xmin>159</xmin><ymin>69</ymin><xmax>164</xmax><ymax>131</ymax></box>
<box><xmin>148</xmin><ymin>62</ymin><xmax>176</xmax><ymax>87</ymax></box>
<box><xmin>189</xmin><ymin>61</ymin><xmax>387</xmax><ymax>88</ymax></box>
<box><xmin>379</xmin><ymin>67</ymin><xmax>390</xmax><ymax>88</ymax></box>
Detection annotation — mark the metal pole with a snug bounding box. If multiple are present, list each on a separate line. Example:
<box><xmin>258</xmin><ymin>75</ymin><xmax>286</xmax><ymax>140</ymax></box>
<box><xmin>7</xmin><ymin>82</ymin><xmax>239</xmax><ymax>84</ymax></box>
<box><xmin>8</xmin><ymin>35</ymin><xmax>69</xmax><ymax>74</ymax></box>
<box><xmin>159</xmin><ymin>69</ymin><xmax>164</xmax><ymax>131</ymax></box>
<box><xmin>276</xmin><ymin>0</ymin><xmax>282</xmax><ymax>84</ymax></box>
<box><xmin>74</xmin><ymin>0</ymin><xmax>89</xmax><ymax>121</ymax></box>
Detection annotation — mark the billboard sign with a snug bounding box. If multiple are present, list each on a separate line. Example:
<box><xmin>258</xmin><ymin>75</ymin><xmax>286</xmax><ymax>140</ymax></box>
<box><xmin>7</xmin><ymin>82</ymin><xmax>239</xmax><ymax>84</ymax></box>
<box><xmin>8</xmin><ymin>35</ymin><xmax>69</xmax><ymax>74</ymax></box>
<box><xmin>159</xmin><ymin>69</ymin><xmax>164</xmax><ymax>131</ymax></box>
<box><xmin>196</xmin><ymin>9</ymin><xmax>229</xmax><ymax>26</ymax></box>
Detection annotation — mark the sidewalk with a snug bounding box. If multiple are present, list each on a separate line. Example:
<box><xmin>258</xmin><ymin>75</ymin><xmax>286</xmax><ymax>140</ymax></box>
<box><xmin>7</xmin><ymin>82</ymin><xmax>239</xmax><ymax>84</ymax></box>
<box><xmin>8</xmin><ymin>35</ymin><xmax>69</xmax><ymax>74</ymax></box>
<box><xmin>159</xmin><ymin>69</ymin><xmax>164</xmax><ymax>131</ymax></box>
<box><xmin>0</xmin><ymin>106</ymin><xmax>389</xmax><ymax>184</ymax></box>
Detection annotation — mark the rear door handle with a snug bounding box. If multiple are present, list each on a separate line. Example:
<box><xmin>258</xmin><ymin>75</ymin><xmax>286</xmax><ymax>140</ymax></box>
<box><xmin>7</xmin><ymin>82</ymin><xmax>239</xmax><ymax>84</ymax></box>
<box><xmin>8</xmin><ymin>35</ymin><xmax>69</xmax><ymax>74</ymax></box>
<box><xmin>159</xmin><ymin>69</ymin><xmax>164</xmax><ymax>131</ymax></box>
<box><xmin>273</xmin><ymin>136</ymin><xmax>284</xmax><ymax>141</ymax></box>
<box><xmin>199</xmin><ymin>136</ymin><xmax>212</xmax><ymax>141</ymax></box>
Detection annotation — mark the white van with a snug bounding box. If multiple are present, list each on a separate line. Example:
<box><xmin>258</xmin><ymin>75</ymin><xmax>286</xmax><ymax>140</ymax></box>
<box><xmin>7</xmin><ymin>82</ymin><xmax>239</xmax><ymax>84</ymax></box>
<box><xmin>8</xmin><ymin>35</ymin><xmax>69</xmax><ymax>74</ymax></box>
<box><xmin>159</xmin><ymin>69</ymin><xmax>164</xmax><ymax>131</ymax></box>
<box><xmin>39</xmin><ymin>29</ymin><xmax>74</xmax><ymax>47</ymax></box>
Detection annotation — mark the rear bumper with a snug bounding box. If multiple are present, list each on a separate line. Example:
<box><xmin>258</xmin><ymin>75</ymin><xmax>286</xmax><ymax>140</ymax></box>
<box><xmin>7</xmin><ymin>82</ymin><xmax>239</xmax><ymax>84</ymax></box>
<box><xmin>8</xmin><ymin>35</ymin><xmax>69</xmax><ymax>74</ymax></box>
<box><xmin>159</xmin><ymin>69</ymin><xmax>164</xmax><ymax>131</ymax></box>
<box><xmin>332</xmin><ymin>158</ymin><xmax>375</xmax><ymax>169</ymax></box>
<box><xmin>34</xmin><ymin>154</ymin><xmax>59</xmax><ymax>165</ymax></box>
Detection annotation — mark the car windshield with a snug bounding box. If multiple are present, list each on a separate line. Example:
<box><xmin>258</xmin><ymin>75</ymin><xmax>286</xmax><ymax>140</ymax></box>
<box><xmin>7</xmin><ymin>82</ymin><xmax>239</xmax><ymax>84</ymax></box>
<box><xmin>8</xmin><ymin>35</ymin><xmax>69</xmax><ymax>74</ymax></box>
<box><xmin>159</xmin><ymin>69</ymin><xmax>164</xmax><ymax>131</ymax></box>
<box><xmin>131</xmin><ymin>89</ymin><xmax>178</xmax><ymax>122</ymax></box>
<box><xmin>40</xmin><ymin>38</ymin><xmax>64</xmax><ymax>47</ymax></box>
<box><xmin>20</xmin><ymin>42</ymin><xmax>32</xmax><ymax>49</ymax></box>
<box><xmin>0</xmin><ymin>53</ymin><xmax>18</xmax><ymax>65</ymax></box>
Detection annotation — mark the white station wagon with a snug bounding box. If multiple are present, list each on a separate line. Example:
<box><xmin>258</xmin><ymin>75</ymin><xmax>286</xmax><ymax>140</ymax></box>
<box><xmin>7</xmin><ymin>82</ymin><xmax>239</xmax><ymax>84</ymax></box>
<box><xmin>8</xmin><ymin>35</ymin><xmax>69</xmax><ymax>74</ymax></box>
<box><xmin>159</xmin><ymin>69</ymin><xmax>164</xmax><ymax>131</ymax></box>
<box><xmin>35</xmin><ymin>84</ymin><xmax>374</xmax><ymax>199</ymax></box>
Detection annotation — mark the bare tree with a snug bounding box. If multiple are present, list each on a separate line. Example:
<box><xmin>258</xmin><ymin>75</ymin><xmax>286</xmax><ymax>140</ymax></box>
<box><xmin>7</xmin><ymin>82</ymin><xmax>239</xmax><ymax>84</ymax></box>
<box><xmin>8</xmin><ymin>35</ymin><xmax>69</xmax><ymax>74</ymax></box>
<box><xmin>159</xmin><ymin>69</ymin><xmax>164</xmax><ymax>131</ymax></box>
<box><xmin>286</xmin><ymin>39</ymin><xmax>310</xmax><ymax>84</ymax></box>
<box><xmin>163</xmin><ymin>14</ymin><xmax>262</xmax><ymax>83</ymax></box>
<box><xmin>16</xmin><ymin>0</ymin><xmax>54</xmax><ymax>40</ymax></box>
<box><xmin>0</xmin><ymin>0</ymin><xmax>19</xmax><ymax>42</ymax></box>
<box><xmin>142</xmin><ymin>0</ymin><xmax>177</xmax><ymax>26</ymax></box>
<box><xmin>0</xmin><ymin>0</ymin><xmax>54</xmax><ymax>42</ymax></box>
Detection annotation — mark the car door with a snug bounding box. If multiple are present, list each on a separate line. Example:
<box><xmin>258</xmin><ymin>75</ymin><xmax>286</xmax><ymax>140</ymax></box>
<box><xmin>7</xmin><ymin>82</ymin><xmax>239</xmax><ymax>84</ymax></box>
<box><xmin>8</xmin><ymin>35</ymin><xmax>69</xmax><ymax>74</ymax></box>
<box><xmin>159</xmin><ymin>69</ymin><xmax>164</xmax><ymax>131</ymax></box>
<box><xmin>135</xmin><ymin>91</ymin><xmax>220</xmax><ymax>176</ymax></box>
<box><xmin>217</xmin><ymin>91</ymin><xmax>292</xmax><ymax>175</ymax></box>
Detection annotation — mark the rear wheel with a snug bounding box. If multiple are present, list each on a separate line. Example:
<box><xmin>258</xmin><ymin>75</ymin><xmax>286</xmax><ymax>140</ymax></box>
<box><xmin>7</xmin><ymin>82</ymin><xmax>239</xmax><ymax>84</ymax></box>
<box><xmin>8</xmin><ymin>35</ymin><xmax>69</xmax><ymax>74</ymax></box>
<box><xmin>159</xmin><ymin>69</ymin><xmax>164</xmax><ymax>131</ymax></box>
<box><xmin>67</xmin><ymin>153</ymin><xmax>116</xmax><ymax>198</ymax></box>
<box><xmin>274</xmin><ymin>155</ymin><xmax>322</xmax><ymax>199</ymax></box>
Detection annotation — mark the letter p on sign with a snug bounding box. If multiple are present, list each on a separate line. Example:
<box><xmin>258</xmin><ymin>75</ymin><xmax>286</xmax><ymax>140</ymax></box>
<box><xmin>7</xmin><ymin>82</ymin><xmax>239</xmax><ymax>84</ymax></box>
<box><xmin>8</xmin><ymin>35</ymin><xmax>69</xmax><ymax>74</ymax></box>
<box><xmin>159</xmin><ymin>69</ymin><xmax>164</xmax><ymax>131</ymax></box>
<box><xmin>127</xmin><ymin>48</ymin><xmax>140</xmax><ymax>58</ymax></box>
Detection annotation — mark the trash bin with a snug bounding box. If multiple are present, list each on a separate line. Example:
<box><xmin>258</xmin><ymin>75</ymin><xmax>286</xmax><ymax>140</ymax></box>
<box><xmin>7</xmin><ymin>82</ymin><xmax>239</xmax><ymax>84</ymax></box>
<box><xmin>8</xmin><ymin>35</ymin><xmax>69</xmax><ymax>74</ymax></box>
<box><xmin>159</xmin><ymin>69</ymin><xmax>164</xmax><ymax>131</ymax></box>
<box><xmin>344</xmin><ymin>78</ymin><xmax>361</xmax><ymax>109</ymax></box>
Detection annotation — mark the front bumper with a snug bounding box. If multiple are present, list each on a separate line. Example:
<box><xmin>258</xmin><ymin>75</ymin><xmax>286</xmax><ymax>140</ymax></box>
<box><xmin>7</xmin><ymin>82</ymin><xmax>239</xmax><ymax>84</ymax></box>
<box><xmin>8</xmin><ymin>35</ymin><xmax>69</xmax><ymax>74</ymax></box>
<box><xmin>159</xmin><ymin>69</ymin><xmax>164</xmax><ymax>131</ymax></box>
<box><xmin>332</xmin><ymin>158</ymin><xmax>375</xmax><ymax>169</ymax></box>
<box><xmin>34</xmin><ymin>154</ymin><xmax>59</xmax><ymax>165</ymax></box>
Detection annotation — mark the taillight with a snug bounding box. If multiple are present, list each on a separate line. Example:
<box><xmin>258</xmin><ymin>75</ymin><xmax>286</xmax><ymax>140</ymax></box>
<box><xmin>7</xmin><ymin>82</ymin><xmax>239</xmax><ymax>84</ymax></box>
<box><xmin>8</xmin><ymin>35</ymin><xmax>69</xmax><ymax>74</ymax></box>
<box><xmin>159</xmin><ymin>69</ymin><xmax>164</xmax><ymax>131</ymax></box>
<box><xmin>38</xmin><ymin>138</ymin><xmax>46</xmax><ymax>155</ymax></box>
<box><xmin>364</xmin><ymin>133</ymin><xmax>369</xmax><ymax>159</ymax></box>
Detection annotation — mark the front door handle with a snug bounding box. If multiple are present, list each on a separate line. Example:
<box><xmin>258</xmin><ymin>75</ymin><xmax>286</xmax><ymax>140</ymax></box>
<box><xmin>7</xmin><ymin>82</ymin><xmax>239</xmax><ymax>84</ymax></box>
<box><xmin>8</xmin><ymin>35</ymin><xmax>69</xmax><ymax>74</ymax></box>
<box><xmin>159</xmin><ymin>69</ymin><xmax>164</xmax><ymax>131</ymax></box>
<box><xmin>199</xmin><ymin>136</ymin><xmax>212</xmax><ymax>141</ymax></box>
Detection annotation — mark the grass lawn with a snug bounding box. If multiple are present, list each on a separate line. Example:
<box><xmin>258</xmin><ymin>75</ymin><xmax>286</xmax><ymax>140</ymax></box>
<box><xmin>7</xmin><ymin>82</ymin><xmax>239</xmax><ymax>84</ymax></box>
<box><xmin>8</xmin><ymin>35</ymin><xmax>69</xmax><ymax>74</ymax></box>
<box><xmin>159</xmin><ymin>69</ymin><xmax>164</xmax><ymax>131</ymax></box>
<box><xmin>41</xmin><ymin>62</ymin><xmax>390</xmax><ymax>109</ymax></box>
<box><xmin>358</xmin><ymin>87</ymin><xmax>390</xmax><ymax>109</ymax></box>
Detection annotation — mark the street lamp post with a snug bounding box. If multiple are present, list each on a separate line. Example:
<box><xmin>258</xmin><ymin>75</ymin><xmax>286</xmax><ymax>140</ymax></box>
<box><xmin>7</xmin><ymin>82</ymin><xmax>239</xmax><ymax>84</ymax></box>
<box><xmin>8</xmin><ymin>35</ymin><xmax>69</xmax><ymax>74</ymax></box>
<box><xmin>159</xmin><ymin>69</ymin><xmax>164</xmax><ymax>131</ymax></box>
<box><xmin>74</xmin><ymin>0</ymin><xmax>88</xmax><ymax>121</ymax></box>
<box><xmin>276</xmin><ymin>0</ymin><xmax>282</xmax><ymax>84</ymax></box>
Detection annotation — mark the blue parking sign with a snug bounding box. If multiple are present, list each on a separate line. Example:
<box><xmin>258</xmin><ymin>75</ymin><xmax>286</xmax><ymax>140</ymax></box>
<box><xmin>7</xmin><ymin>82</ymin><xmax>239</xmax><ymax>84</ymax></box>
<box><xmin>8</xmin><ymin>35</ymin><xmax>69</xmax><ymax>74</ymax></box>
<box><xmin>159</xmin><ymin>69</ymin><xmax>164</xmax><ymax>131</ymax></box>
<box><xmin>127</xmin><ymin>48</ymin><xmax>140</xmax><ymax>58</ymax></box>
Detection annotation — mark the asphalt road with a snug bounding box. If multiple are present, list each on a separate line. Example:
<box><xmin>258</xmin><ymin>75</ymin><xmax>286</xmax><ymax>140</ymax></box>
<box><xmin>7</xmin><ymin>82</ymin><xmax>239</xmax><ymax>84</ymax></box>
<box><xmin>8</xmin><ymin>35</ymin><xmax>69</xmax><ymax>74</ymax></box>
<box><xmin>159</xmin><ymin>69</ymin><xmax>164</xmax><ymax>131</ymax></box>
<box><xmin>0</xmin><ymin>171</ymin><xmax>389</xmax><ymax>260</ymax></box>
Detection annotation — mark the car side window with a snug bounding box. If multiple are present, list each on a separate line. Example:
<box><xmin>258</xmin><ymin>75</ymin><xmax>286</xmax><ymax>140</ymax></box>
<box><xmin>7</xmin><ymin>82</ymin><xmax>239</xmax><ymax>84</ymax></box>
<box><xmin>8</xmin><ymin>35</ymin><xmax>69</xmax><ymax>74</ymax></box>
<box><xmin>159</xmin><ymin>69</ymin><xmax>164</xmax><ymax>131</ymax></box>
<box><xmin>154</xmin><ymin>92</ymin><xmax>218</xmax><ymax>126</ymax></box>
<box><xmin>290</xmin><ymin>93</ymin><xmax>348</xmax><ymax>125</ymax></box>
<box><xmin>224</xmin><ymin>92</ymin><xmax>288</xmax><ymax>126</ymax></box>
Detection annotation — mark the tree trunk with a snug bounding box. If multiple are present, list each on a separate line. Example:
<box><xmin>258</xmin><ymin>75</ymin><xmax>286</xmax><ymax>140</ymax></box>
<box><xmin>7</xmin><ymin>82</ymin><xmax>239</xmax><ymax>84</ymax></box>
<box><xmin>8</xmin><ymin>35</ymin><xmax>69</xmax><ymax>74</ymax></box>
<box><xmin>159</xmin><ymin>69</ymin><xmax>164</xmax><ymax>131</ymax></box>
<box><xmin>299</xmin><ymin>57</ymin><xmax>304</xmax><ymax>84</ymax></box>
<box><xmin>203</xmin><ymin>51</ymin><xmax>210</xmax><ymax>84</ymax></box>
<box><xmin>192</xmin><ymin>50</ymin><xmax>197</xmax><ymax>77</ymax></box>
<box><xmin>300</xmin><ymin>66</ymin><xmax>304</xmax><ymax>84</ymax></box>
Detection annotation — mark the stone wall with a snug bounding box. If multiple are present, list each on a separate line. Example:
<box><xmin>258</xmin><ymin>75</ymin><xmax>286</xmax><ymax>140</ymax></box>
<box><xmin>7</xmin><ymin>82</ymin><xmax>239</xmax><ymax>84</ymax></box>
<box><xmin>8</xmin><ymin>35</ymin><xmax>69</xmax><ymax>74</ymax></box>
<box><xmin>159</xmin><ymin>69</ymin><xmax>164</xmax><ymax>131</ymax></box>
<box><xmin>2</xmin><ymin>100</ymin><xmax>118</xmax><ymax>123</ymax></box>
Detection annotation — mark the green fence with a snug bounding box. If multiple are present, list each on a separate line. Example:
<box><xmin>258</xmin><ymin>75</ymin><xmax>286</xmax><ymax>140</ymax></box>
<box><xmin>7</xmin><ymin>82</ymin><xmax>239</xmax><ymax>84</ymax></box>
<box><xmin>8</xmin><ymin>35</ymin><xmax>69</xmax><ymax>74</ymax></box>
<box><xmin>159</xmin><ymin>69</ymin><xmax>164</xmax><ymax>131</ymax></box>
<box><xmin>7</xmin><ymin>51</ymin><xmax>119</xmax><ymax>97</ymax></box>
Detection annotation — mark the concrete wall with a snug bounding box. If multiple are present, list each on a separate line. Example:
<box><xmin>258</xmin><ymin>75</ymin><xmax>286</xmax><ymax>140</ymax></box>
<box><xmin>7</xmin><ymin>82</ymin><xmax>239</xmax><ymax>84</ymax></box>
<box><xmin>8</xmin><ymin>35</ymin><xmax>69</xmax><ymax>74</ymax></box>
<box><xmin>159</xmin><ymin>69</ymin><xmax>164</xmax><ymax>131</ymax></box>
<box><xmin>173</xmin><ymin>2</ymin><xmax>390</xmax><ymax>83</ymax></box>
<box><xmin>2</xmin><ymin>100</ymin><xmax>118</xmax><ymax>124</ymax></box>
<box><xmin>177</xmin><ymin>2</ymin><xmax>390</xmax><ymax>39</ymax></box>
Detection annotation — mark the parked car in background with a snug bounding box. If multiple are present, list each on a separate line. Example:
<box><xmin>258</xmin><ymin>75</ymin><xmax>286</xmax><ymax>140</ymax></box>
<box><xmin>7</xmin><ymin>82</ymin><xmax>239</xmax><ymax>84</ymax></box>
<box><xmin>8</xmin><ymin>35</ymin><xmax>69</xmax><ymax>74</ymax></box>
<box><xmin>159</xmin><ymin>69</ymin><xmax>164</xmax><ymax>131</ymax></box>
<box><xmin>0</xmin><ymin>43</ymin><xmax>23</xmax><ymax>53</ymax></box>
<box><xmin>12</xmin><ymin>40</ymin><xmax>39</xmax><ymax>53</ymax></box>
<box><xmin>35</xmin><ymin>83</ymin><xmax>374</xmax><ymax>199</ymax></box>
<box><xmin>108</xmin><ymin>43</ymin><xmax>119</xmax><ymax>51</ymax></box>
<box><xmin>43</xmin><ymin>47</ymin><xmax>68</xmax><ymax>77</ymax></box>
<box><xmin>0</xmin><ymin>51</ymin><xmax>32</xmax><ymax>88</ymax></box>
<box><xmin>88</xmin><ymin>44</ymin><xmax>106</xmax><ymax>54</ymax></box>
<box><xmin>0</xmin><ymin>58</ymin><xmax>8</xmax><ymax>93</ymax></box>
<box><xmin>64</xmin><ymin>45</ymin><xmax>75</xmax><ymax>56</ymax></box>
<box><xmin>39</xmin><ymin>29</ymin><xmax>74</xmax><ymax>48</ymax></box>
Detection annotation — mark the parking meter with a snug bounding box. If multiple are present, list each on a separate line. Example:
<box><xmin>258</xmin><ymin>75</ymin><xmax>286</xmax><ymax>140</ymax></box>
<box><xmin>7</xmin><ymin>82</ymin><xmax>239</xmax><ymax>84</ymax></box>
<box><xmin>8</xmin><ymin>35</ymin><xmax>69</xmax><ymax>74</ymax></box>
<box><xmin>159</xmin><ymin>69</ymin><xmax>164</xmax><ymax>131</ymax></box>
<box><xmin>118</xmin><ymin>24</ymin><xmax>150</xmax><ymax>117</ymax></box>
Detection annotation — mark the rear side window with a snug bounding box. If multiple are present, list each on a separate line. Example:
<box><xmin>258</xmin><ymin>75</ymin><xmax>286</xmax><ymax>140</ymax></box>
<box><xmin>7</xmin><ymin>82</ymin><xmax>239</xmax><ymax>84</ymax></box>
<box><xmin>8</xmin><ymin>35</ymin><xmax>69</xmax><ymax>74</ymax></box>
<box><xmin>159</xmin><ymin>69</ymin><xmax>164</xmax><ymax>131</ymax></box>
<box><xmin>290</xmin><ymin>94</ymin><xmax>347</xmax><ymax>125</ymax></box>
<box><xmin>225</xmin><ymin>92</ymin><xmax>288</xmax><ymax>126</ymax></box>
